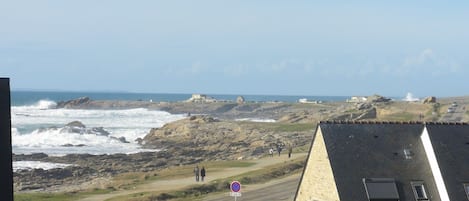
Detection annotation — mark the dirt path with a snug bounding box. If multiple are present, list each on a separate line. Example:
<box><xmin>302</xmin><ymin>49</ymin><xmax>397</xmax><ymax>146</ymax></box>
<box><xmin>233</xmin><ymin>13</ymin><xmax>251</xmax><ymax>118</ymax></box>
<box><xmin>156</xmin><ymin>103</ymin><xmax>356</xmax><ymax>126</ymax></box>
<box><xmin>77</xmin><ymin>153</ymin><xmax>306</xmax><ymax>201</ymax></box>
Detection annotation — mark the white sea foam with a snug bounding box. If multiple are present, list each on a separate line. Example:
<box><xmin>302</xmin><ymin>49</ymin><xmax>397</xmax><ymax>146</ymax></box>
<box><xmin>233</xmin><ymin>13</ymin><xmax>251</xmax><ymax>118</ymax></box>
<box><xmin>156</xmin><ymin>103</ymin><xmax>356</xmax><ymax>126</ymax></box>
<box><xmin>235</xmin><ymin>118</ymin><xmax>276</xmax><ymax>123</ymax></box>
<box><xmin>13</xmin><ymin>161</ymin><xmax>73</xmax><ymax>172</ymax></box>
<box><xmin>11</xmin><ymin>100</ymin><xmax>186</xmax><ymax>156</ymax></box>
<box><xmin>403</xmin><ymin>92</ymin><xmax>420</xmax><ymax>102</ymax></box>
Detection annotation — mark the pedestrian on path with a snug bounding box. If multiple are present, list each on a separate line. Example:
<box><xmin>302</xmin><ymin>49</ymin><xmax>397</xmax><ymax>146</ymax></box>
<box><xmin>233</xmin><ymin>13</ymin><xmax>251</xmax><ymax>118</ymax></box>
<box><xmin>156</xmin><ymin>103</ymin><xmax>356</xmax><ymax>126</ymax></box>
<box><xmin>201</xmin><ymin>166</ymin><xmax>206</xmax><ymax>181</ymax></box>
<box><xmin>194</xmin><ymin>165</ymin><xmax>200</xmax><ymax>182</ymax></box>
<box><xmin>288</xmin><ymin>146</ymin><xmax>293</xmax><ymax>158</ymax></box>
<box><xmin>269</xmin><ymin>148</ymin><xmax>274</xmax><ymax>157</ymax></box>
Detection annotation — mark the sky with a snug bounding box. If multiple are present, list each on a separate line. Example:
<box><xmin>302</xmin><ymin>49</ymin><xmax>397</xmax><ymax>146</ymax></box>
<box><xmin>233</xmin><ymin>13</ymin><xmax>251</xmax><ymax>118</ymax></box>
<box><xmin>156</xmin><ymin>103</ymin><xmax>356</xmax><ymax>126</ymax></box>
<box><xmin>1</xmin><ymin>1</ymin><xmax>468</xmax><ymax>97</ymax></box>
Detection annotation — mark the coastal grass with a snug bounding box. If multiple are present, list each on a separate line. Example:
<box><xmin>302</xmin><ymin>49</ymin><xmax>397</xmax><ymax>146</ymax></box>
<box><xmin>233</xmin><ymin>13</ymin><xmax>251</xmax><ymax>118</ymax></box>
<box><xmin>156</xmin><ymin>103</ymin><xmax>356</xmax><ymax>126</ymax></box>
<box><xmin>271</xmin><ymin>123</ymin><xmax>316</xmax><ymax>132</ymax></box>
<box><xmin>14</xmin><ymin>188</ymin><xmax>113</xmax><ymax>201</ymax></box>
<box><xmin>14</xmin><ymin>160</ymin><xmax>256</xmax><ymax>201</ymax></box>
<box><xmin>109</xmin><ymin>160</ymin><xmax>256</xmax><ymax>190</ymax></box>
<box><xmin>107</xmin><ymin>156</ymin><xmax>306</xmax><ymax>201</ymax></box>
<box><xmin>237</xmin><ymin>121</ymin><xmax>316</xmax><ymax>133</ymax></box>
<box><xmin>380</xmin><ymin>112</ymin><xmax>417</xmax><ymax>121</ymax></box>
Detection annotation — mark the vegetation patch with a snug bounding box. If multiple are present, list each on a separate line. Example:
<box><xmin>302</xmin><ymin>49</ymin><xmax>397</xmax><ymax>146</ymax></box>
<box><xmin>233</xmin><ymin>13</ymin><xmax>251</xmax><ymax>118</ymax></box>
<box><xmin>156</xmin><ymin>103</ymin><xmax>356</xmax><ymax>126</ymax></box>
<box><xmin>272</xmin><ymin>123</ymin><xmax>316</xmax><ymax>132</ymax></box>
<box><xmin>106</xmin><ymin>157</ymin><xmax>306</xmax><ymax>201</ymax></box>
<box><xmin>14</xmin><ymin>189</ymin><xmax>113</xmax><ymax>201</ymax></box>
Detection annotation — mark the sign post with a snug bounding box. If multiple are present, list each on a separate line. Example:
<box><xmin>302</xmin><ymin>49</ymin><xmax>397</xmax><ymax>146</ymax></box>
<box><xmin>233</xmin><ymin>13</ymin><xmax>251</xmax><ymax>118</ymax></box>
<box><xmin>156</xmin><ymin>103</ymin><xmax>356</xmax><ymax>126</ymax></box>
<box><xmin>230</xmin><ymin>181</ymin><xmax>242</xmax><ymax>201</ymax></box>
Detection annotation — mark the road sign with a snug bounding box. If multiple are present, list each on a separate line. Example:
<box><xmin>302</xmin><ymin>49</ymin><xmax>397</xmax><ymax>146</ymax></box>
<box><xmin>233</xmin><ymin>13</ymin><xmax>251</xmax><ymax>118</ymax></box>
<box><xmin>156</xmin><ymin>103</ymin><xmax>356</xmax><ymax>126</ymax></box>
<box><xmin>230</xmin><ymin>181</ymin><xmax>242</xmax><ymax>200</ymax></box>
<box><xmin>230</xmin><ymin>181</ymin><xmax>241</xmax><ymax>192</ymax></box>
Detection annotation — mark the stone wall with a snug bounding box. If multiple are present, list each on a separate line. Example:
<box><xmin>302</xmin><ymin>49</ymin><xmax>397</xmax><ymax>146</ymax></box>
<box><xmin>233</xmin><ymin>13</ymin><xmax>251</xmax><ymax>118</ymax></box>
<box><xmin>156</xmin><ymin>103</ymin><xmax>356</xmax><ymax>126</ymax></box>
<box><xmin>296</xmin><ymin>126</ymin><xmax>340</xmax><ymax>201</ymax></box>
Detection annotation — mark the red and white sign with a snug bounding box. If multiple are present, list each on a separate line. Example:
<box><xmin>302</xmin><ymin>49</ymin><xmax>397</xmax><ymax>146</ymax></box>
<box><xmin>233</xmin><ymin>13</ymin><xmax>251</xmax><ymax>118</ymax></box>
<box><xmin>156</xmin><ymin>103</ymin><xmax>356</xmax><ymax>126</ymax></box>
<box><xmin>230</xmin><ymin>181</ymin><xmax>242</xmax><ymax>197</ymax></box>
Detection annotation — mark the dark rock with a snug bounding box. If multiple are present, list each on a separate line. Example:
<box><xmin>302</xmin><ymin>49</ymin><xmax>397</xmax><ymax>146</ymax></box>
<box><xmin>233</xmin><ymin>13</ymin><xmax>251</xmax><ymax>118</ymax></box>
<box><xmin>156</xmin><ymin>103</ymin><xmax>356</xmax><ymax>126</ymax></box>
<box><xmin>56</xmin><ymin>97</ymin><xmax>91</xmax><ymax>108</ymax></box>
<box><xmin>367</xmin><ymin>94</ymin><xmax>391</xmax><ymax>103</ymax></box>
<box><xmin>65</xmin><ymin>121</ymin><xmax>86</xmax><ymax>128</ymax></box>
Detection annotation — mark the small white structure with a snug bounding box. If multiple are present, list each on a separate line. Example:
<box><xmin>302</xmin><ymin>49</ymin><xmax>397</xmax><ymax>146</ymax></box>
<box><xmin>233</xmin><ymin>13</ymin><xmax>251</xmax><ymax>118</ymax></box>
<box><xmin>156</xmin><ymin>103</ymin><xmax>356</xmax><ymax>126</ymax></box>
<box><xmin>346</xmin><ymin>96</ymin><xmax>367</xmax><ymax>103</ymax></box>
<box><xmin>185</xmin><ymin>94</ymin><xmax>217</xmax><ymax>103</ymax></box>
<box><xmin>298</xmin><ymin>98</ymin><xmax>320</xmax><ymax>104</ymax></box>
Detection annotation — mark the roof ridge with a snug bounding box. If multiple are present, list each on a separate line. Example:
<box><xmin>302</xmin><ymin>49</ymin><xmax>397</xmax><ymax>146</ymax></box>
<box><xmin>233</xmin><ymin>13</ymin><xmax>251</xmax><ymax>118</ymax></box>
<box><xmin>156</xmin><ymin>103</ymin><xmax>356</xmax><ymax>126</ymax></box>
<box><xmin>319</xmin><ymin>121</ymin><xmax>468</xmax><ymax>125</ymax></box>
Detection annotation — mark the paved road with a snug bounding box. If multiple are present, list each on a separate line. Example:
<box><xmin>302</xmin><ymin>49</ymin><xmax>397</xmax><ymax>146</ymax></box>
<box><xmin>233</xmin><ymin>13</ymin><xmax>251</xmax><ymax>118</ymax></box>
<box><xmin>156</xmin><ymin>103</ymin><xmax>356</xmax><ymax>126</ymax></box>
<box><xmin>203</xmin><ymin>174</ymin><xmax>301</xmax><ymax>201</ymax></box>
<box><xmin>439</xmin><ymin>104</ymin><xmax>466</xmax><ymax>122</ymax></box>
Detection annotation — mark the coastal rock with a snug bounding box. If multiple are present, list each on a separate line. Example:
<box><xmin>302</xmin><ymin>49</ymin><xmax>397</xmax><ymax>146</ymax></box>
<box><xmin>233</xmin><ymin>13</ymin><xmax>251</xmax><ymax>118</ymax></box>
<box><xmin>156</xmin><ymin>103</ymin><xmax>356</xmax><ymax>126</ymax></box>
<box><xmin>331</xmin><ymin>108</ymin><xmax>377</xmax><ymax>121</ymax></box>
<box><xmin>59</xmin><ymin>121</ymin><xmax>110</xmax><ymax>136</ymax></box>
<box><xmin>422</xmin><ymin>96</ymin><xmax>436</xmax><ymax>104</ymax></box>
<box><xmin>356</xmin><ymin>103</ymin><xmax>372</xmax><ymax>110</ymax></box>
<box><xmin>236</xmin><ymin>96</ymin><xmax>245</xmax><ymax>104</ymax></box>
<box><xmin>277</xmin><ymin>111</ymin><xmax>317</xmax><ymax>123</ymax></box>
<box><xmin>65</xmin><ymin>121</ymin><xmax>86</xmax><ymax>128</ymax></box>
<box><xmin>143</xmin><ymin>115</ymin><xmax>312</xmax><ymax>161</ymax></box>
<box><xmin>56</xmin><ymin>97</ymin><xmax>91</xmax><ymax>108</ymax></box>
<box><xmin>367</xmin><ymin>94</ymin><xmax>391</xmax><ymax>103</ymax></box>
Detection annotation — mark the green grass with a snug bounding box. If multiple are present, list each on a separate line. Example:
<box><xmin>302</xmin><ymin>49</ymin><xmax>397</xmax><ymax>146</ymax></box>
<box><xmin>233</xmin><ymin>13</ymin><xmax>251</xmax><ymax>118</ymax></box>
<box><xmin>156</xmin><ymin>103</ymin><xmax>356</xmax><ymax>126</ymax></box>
<box><xmin>271</xmin><ymin>123</ymin><xmax>316</xmax><ymax>132</ymax></box>
<box><xmin>105</xmin><ymin>157</ymin><xmax>306</xmax><ymax>201</ymax></box>
<box><xmin>14</xmin><ymin>189</ymin><xmax>113</xmax><ymax>201</ymax></box>
<box><xmin>382</xmin><ymin>112</ymin><xmax>416</xmax><ymax>121</ymax></box>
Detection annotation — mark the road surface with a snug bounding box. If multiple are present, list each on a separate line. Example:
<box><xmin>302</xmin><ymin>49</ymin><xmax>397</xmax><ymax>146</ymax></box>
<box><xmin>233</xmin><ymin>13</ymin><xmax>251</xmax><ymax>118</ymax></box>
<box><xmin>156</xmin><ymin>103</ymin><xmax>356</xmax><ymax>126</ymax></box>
<box><xmin>439</xmin><ymin>103</ymin><xmax>466</xmax><ymax>122</ymax></box>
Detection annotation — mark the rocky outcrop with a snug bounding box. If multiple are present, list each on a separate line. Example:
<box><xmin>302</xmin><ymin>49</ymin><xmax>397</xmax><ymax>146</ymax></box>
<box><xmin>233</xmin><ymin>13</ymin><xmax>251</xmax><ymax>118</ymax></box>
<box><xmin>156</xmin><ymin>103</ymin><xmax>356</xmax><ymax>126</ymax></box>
<box><xmin>236</xmin><ymin>96</ymin><xmax>245</xmax><ymax>104</ymax></box>
<box><xmin>422</xmin><ymin>96</ymin><xmax>436</xmax><ymax>104</ymax></box>
<box><xmin>356</xmin><ymin>103</ymin><xmax>373</xmax><ymax>110</ymax></box>
<box><xmin>277</xmin><ymin>111</ymin><xmax>318</xmax><ymax>123</ymax></box>
<box><xmin>13</xmin><ymin>151</ymin><xmax>173</xmax><ymax>191</ymax></box>
<box><xmin>367</xmin><ymin>94</ymin><xmax>391</xmax><ymax>103</ymax></box>
<box><xmin>331</xmin><ymin>108</ymin><xmax>377</xmax><ymax>121</ymax></box>
<box><xmin>56</xmin><ymin>97</ymin><xmax>91</xmax><ymax>108</ymax></box>
<box><xmin>52</xmin><ymin>121</ymin><xmax>111</xmax><ymax>136</ymax></box>
<box><xmin>143</xmin><ymin>115</ymin><xmax>312</xmax><ymax>161</ymax></box>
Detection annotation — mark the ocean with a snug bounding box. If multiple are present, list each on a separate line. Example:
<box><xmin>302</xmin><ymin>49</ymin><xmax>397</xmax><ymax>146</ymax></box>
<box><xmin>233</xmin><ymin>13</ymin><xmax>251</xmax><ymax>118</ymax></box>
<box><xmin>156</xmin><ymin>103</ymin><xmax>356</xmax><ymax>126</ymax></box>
<box><xmin>10</xmin><ymin>91</ymin><xmax>348</xmax><ymax>170</ymax></box>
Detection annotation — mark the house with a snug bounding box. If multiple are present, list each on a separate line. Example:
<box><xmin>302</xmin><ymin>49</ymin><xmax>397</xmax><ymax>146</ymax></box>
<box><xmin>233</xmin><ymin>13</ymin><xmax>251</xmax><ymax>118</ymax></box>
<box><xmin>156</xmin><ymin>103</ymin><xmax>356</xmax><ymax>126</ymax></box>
<box><xmin>346</xmin><ymin>96</ymin><xmax>367</xmax><ymax>103</ymax></box>
<box><xmin>185</xmin><ymin>94</ymin><xmax>217</xmax><ymax>103</ymax></box>
<box><xmin>295</xmin><ymin>121</ymin><xmax>469</xmax><ymax>201</ymax></box>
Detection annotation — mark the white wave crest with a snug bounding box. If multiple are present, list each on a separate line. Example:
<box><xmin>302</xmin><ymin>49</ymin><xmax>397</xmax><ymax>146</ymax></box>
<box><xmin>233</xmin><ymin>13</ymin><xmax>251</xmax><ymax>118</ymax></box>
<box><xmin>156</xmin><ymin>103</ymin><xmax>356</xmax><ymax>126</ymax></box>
<box><xmin>11</xmin><ymin>107</ymin><xmax>186</xmax><ymax>155</ymax></box>
<box><xmin>235</xmin><ymin>118</ymin><xmax>276</xmax><ymax>123</ymax></box>
<box><xmin>13</xmin><ymin>100</ymin><xmax>57</xmax><ymax>111</ymax></box>
<box><xmin>13</xmin><ymin>161</ymin><xmax>73</xmax><ymax>172</ymax></box>
<box><xmin>403</xmin><ymin>92</ymin><xmax>420</xmax><ymax>102</ymax></box>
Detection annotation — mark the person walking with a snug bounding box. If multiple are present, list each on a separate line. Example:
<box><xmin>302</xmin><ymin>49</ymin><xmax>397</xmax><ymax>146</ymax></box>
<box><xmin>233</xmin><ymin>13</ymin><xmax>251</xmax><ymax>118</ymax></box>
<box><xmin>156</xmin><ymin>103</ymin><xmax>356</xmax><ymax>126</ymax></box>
<box><xmin>288</xmin><ymin>146</ymin><xmax>293</xmax><ymax>158</ymax></box>
<box><xmin>200</xmin><ymin>166</ymin><xmax>206</xmax><ymax>182</ymax></box>
<box><xmin>276</xmin><ymin>143</ymin><xmax>283</xmax><ymax>156</ymax></box>
<box><xmin>194</xmin><ymin>165</ymin><xmax>200</xmax><ymax>182</ymax></box>
<box><xmin>269</xmin><ymin>148</ymin><xmax>274</xmax><ymax>157</ymax></box>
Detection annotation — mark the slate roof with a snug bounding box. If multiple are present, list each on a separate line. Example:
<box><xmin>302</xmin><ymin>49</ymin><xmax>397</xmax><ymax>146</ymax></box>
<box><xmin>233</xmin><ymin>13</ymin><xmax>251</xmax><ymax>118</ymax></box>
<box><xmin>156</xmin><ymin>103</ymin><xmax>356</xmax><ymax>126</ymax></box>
<box><xmin>426</xmin><ymin>123</ymin><xmax>469</xmax><ymax>201</ymax></box>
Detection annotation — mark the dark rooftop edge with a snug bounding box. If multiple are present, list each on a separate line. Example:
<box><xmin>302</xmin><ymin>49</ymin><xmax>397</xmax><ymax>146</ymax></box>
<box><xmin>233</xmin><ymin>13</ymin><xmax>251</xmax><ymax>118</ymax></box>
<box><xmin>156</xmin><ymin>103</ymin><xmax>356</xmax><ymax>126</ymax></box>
<box><xmin>319</xmin><ymin>120</ymin><xmax>468</xmax><ymax>125</ymax></box>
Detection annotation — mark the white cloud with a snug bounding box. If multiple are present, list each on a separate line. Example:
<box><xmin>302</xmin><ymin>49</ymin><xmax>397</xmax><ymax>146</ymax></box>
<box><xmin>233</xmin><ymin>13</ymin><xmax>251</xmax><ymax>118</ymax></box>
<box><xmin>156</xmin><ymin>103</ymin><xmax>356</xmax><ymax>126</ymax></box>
<box><xmin>398</xmin><ymin>48</ymin><xmax>462</xmax><ymax>76</ymax></box>
<box><xmin>403</xmin><ymin>48</ymin><xmax>434</xmax><ymax>67</ymax></box>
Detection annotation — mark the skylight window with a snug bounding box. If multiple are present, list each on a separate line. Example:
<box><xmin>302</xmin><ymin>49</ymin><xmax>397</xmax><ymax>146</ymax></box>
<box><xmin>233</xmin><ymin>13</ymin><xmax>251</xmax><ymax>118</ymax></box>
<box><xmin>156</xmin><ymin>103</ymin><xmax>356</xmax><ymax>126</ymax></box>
<box><xmin>411</xmin><ymin>181</ymin><xmax>429</xmax><ymax>200</ymax></box>
<box><xmin>363</xmin><ymin>178</ymin><xmax>400</xmax><ymax>201</ymax></box>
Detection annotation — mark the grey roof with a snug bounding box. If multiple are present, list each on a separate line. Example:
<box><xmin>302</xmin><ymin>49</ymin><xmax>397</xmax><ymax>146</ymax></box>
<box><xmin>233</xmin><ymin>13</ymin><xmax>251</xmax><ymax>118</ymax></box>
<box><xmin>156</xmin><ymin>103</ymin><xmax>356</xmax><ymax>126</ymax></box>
<box><xmin>317</xmin><ymin>121</ymin><xmax>440</xmax><ymax>201</ymax></box>
<box><xmin>426</xmin><ymin>123</ymin><xmax>469</xmax><ymax>201</ymax></box>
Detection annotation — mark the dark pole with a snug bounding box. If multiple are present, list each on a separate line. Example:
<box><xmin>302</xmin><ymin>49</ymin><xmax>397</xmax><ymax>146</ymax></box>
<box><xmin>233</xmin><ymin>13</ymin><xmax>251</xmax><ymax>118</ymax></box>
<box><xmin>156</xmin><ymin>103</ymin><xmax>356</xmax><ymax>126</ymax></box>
<box><xmin>0</xmin><ymin>78</ymin><xmax>13</xmax><ymax>200</ymax></box>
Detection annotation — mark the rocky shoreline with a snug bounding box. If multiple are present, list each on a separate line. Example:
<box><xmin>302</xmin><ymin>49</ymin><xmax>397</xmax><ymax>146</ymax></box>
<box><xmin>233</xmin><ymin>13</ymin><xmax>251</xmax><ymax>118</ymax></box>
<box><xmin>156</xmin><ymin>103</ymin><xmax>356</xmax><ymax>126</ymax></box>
<box><xmin>15</xmin><ymin>95</ymin><xmax>467</xmax><ymax>192</ymax></box>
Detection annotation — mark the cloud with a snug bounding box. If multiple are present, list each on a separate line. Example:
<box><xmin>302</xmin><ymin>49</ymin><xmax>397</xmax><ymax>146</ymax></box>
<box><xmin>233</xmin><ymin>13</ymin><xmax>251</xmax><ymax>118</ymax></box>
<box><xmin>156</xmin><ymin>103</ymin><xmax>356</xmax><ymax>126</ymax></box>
<box><xmin>403</xmin><ymin>48</ymin><xmax>434</xmax><ymax>67</ymax></box>
<box><xmin>398</xmin><ymin>48</ymin><xmax>462</xmax><ymax>76</ymax></box>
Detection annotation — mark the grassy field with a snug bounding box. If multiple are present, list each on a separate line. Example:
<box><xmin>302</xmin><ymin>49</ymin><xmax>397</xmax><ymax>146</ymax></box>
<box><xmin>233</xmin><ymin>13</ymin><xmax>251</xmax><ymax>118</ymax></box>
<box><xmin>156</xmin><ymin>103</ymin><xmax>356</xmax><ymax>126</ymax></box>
<box><xmin>106</xmin><ymin>156</ymin><xmax>306</xmax><ymax>201</ymax></box>
<box><xmin>14</xmin><ymin>189</ymin><xmax>114</xmax><ymax>201</ymax></box>
<box><xmin>14</xmin><ymin>160</ymin><xmax>257</xmax><ymax>201</ymax></box>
